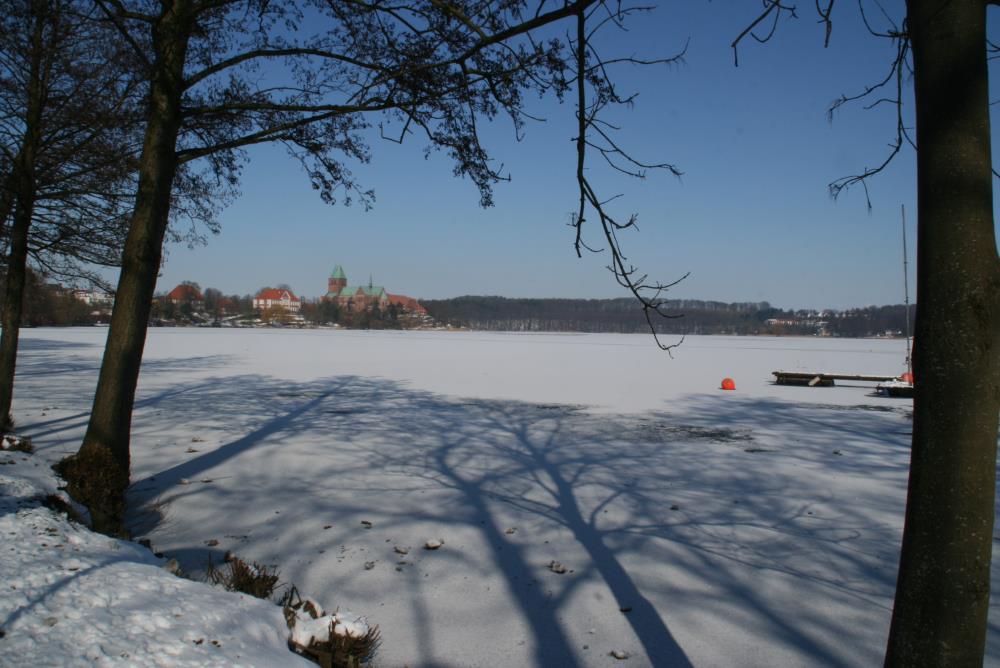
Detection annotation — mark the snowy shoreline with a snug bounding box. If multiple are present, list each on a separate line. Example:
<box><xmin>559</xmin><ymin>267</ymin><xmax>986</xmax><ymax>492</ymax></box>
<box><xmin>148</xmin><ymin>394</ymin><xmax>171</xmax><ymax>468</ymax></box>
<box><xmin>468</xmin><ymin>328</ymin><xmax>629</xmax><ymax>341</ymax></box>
<box><xmin>0</xmin><ymin>448</ymin><xmax>311</xmax><ymax>667</ymax></box>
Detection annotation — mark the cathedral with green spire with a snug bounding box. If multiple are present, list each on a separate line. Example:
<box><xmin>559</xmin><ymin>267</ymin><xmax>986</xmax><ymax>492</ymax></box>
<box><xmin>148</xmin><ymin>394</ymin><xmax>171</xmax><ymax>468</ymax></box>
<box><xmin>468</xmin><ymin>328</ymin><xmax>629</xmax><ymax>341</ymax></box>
<box><xmin>323</xmin><ymin>264</ymin><xmax>427</xmax><ymax>315</ymax></box>
<box><xmin>325</xmin><ymin>264</ymin><xmax>387</xmax><ymax>308</ymax></box>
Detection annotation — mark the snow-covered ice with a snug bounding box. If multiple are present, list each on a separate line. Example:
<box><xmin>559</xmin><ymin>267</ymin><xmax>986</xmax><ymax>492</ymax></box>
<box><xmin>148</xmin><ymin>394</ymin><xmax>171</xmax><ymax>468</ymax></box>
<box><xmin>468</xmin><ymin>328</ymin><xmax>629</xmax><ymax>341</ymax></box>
<box><xmin>4</xmin><ymin>327</ymin><xmax>999</xmax><ymax>667</ymax></box>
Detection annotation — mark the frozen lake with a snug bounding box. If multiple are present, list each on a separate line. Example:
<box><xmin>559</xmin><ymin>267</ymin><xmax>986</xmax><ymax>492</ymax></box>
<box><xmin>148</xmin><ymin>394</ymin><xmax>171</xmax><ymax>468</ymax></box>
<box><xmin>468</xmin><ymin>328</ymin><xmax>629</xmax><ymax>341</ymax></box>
<box><xmin>10</xmin><ymin>328</ymin><xmax>998</xmax><ymax>666</ymax></box>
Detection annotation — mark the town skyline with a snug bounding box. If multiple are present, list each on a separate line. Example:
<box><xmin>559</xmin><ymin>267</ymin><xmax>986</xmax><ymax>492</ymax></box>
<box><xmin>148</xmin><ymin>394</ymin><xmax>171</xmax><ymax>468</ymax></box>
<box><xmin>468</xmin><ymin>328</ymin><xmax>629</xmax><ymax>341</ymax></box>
<box><xmin>146</xmin><ymin>274</ymin><xmax>917</xmax><ymax>313</ymax></box>
<box><xmin>154</xmin><ymin>263</ymin><xmax>424</xmax><ymax>306</ymax></box>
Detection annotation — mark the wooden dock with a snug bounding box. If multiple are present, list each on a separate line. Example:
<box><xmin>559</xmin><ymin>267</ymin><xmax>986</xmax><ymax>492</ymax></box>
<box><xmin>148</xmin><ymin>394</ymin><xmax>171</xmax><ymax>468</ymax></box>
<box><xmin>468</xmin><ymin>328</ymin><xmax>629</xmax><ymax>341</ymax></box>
<box><xmin>772</xmin><ymin>371</ymin><xmax>897</xmax><ymax>387</ymax></box>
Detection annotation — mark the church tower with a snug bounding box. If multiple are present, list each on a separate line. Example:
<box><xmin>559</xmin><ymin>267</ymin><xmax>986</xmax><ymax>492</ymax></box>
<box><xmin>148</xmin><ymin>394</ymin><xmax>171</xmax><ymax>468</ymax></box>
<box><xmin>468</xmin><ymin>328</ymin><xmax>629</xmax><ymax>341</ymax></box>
<box><xmin>328</xmin><ymin>265</ymin><xmax>347</xmax><ymax>296</ymax></box>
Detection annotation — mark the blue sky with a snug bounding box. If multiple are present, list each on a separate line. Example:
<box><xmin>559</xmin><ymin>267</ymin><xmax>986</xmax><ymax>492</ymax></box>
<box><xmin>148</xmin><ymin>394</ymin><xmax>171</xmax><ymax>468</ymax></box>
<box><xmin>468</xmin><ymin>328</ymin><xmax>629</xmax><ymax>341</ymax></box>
<box><xmin>156</xmin><ymin>1</ymin><xmax>1000</xmax><ymax>310</ymax></box>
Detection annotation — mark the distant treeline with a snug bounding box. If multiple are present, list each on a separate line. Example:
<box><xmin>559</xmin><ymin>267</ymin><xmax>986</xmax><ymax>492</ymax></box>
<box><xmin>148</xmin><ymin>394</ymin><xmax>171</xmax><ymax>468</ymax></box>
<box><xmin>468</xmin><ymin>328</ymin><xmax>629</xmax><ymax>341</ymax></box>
<box><xmin>6</xmin><ymin>272</ymin><xmax>916</xmax><ymax>338</ymax></box>
<box><xmin>1</xmin><ymin>270</ymin><xmax>98</xmax><ymax>326</ymax></box>
<box><xmin>421</xmin><ymin>296</ymin><xmax>917</xmax><ymax>338</ymax></box>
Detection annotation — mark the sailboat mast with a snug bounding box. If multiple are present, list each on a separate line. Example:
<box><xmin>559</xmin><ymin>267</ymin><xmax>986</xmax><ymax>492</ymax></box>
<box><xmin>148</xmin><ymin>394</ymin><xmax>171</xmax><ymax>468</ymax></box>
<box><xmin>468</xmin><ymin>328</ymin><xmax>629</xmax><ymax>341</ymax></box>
<box><xmin>902</xmin><ymin>204</ymin><xmax>912</xmax><ymax>375</ymax></box>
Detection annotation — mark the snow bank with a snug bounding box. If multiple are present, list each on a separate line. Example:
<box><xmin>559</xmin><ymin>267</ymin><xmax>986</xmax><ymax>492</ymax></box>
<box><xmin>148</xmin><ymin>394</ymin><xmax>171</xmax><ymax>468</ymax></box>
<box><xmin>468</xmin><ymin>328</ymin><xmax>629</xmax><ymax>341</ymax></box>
<box><xmin>0</xmin><ymin>452</ymin><xmax>310</xmax><ymax>667</ymax></box>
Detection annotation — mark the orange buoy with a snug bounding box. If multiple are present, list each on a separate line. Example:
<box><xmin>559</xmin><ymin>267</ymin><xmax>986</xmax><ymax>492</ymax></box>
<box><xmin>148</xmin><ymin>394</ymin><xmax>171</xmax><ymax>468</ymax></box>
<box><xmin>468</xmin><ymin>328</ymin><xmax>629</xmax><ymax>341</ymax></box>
<box><xmin>721</xmin><ymin>377</ymin><xmax>736</xmax><ymax>391</ymax></box>
<box><xmin>900</xmin><ymin>372</ymin><xmax>914</xmax><ymax>385</ymax></box>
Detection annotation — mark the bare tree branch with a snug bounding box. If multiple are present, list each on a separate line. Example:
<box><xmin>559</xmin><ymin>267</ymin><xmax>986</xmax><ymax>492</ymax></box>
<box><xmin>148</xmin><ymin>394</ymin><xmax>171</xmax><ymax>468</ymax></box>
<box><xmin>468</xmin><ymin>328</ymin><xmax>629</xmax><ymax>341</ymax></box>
<box><xmin>828</xmin><ymin>21</ymin><xmax>911</xmax><ymax>206</ymax></box>
<box><xmin>571</xmin><ymin>6</ymin><xmax>687</xmax><ymax>352</ymax></box>
<box><xmin>731</xmin><ymin>1</ymin><xmax>798</xmax><ymax>67</ymax></box>
<box><xmin>816</xmin><ymin>0</ymin><xmax>835</xmax><ymax>47</ymax></box>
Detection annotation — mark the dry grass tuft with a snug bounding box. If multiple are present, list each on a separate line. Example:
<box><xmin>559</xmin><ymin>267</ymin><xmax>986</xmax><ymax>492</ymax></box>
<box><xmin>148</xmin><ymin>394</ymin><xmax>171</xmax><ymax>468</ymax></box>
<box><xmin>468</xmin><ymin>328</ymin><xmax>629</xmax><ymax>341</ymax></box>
<box><xmin>283</xmin><ymin>587</ymin><xmax>381</xmax><ymax>668</ymax></box>
<box><xmin>323</xmin><ymin>625</ymin><xmax>381</xmax><ymax>668</ymax></box>
<box><xmin>206</xmin><ymin>554</ymin><xmax>280</xmax><ymax>600</ymax></box>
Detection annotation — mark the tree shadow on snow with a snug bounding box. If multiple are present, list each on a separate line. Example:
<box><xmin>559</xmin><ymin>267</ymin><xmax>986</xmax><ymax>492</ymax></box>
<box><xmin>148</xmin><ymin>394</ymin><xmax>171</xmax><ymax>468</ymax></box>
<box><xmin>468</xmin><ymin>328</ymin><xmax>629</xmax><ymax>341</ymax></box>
<box><xmin>10</xmin><ymin>341</ymin><xmax>236</xmax><ymax>456</ymax></box>
<box><xmin>113</xmin><ymin>371</ymin><xmax>966</xmax><ymax>667</ymax></box>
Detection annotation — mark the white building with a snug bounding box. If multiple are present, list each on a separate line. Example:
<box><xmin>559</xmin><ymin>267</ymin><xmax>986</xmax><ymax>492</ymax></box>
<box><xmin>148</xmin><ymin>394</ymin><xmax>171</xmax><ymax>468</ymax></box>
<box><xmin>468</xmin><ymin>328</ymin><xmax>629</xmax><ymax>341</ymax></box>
<box><xmin>253</xmin><ymin>288</ymin><xmax>301</xmax><ymax>312</ymax></box>
<box><xmin>72</xmin><ymin>289</ymin><xmax>114</xmax><ymax>307</ymax></box>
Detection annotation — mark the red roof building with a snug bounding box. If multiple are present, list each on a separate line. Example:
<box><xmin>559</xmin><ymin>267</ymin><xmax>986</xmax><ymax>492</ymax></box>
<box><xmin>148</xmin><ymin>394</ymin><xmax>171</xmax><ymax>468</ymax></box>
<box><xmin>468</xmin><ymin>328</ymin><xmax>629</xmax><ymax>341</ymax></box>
<box><xmin>254</xmin><ymin>288</ymin><xmax>301</xmax><ymax>312</ymax></box>
<box><xmin>388</xmin><ymin>294</ymin><xmax>427</xmax><ymax>315</ymax></box>
<box><xmin>166</xmin><ymin>284</ymin><xmax>204</xmax><ymax>304</ymax></box>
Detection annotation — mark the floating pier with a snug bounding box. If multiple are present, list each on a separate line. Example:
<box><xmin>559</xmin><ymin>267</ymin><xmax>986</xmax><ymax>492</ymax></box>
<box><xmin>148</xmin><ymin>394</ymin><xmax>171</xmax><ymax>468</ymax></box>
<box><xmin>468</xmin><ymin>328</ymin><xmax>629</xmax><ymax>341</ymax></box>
<box><xmin>771</xmin><ymin>371</ymin><xmax>897</xmax><ymax>387</ymax></box>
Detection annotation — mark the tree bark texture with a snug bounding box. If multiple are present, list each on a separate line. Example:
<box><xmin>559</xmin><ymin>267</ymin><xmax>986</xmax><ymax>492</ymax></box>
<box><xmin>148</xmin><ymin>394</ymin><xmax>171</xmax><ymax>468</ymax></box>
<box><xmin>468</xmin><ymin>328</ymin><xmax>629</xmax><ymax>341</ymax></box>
<box><xmin>0</xmin><ymin>171</ymin><xmax>15</xmax><ymax>240</ymax></box>
<box><xmin>0</xmin><ymin>5</ymin><xmax>47</xmax><ymax>431</ymax></box>
<box><xmin>0</xmin><ymin>180</ymin><xmax>36</xmax><ymax>432</ymax></box>
<box><xmin>56</xmin><ymin>1</ymin><xmax>193</xmax><ymax>536</ymax></box>
<box><xmin>886</xmin><ymin>0</ymin><xmax>1000</xmax><ymax>664</ymax></box>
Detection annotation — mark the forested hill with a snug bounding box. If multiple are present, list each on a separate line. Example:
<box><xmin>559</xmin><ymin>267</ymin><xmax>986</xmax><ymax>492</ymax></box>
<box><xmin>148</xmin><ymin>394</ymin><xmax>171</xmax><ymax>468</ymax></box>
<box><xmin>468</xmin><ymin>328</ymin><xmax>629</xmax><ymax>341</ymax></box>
<box><xmin>420</xmin><ymin>296</ymin><xmax>915</xmax><ymax>338</ymax></box>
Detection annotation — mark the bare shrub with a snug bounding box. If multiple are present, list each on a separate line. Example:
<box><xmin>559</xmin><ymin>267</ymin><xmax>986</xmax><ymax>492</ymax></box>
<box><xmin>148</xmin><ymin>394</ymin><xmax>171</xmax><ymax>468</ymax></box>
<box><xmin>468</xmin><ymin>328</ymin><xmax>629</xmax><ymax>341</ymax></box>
<box><xmin>206</xmin><ymin>554</ymin><xmax>280</xmax><ymax>600</ymax></box>
<box><xmin>283</xmin><ymin>587</ymin><xmax>380</xmax><ymax>668</ymax></box>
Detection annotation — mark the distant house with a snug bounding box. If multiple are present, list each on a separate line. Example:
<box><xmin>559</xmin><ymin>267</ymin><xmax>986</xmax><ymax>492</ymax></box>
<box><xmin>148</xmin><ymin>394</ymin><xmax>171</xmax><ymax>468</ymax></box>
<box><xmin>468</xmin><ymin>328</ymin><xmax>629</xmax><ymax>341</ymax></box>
<box><xmin>254</xmin><ymin>287</ymin><xmax>301</xmax><ymax>312</ymax></box>
<box><xmin>166</xmin><ymin>284</ymin><xmax>204</xmax><ymax>310</ymax></box>
<box><xmin>217</xmin><ymin>296</ymin><xmax>237</xmax><ymax>314</ymax></box>
<box><xmin>324</xmin><ymin>264</ymin><xmax>424</xmax><ymax>313</ymax></box>
<box><xmin>387</xmin><ymin>294</ymin><xmax>427</xmax><ymax>315</ymax></box>
<box><xmin>72</xmin><ymin>289</ymin><xmax>114</xmax><ymax>307</ymax></box>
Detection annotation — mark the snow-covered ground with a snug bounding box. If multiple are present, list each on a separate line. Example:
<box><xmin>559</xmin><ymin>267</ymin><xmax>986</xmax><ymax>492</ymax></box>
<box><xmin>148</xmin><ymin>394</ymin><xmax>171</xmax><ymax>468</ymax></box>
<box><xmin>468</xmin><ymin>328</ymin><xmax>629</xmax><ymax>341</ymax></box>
<box><xmin>4</xmin><ymin>327</ymin><xmax>998</xmax><ymax>667</ymax></box>
<box><xmin>0</xmin><ymin>446</ymin><xmax>310</xmax><ymax>667</ymax></box>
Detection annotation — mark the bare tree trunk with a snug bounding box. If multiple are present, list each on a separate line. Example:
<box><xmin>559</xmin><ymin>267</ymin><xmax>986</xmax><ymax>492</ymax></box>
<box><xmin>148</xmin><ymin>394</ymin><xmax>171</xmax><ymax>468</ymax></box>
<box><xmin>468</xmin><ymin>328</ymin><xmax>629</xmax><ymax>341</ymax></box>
<box><xmin>0</xmin><ymin>4</ymin><xmax>48</xmax><ymax>431</ymax></box>
<box><xmin>885</xmin><ymin>0</ymin><xmax>1000</xmax><ymax>664</ymax></box>
<box><xmin>0</xmin><ymin>171</ymin><xmax>15</xmax><ymax>238</ymax></box>
<box><xmin>0</xmin><ymin>186</ymin><xmax>35</xmax><ymax>431</ymax></box>
<box><xmin>55</xmin><ymin>1</ymin><xmax>192</xmax><ymax>536</ymax></box>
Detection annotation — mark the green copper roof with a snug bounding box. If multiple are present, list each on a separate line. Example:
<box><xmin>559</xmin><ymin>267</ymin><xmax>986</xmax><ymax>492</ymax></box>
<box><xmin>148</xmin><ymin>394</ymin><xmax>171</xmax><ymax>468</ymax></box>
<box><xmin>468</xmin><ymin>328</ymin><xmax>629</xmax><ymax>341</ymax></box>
<box><xmin>330</xmin><ymin>265</ymin><xmax>346</xmax><ymax>280</ymax></box>
<box><xmin>336</xmin><ymin>285</ymin><xmax>386</xmax><ymax>298</ymax></box>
